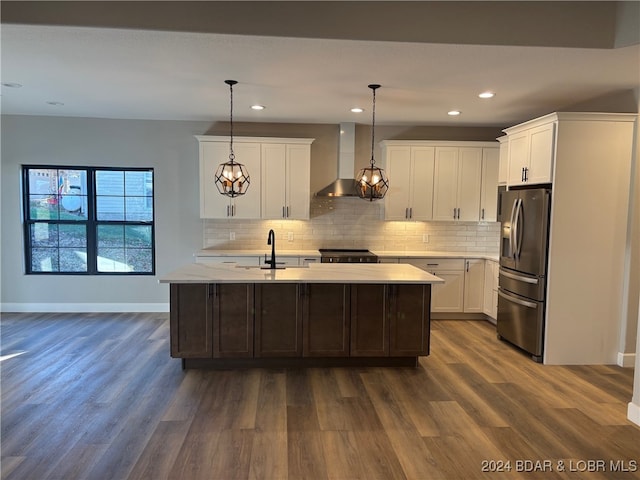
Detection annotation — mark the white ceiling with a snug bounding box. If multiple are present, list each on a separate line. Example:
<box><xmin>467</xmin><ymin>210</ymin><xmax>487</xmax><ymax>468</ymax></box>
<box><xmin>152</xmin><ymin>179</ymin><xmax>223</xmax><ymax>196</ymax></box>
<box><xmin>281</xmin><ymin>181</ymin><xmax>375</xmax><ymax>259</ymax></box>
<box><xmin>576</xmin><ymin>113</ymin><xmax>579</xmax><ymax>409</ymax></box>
<box><xmin>1</xmin><ymin>21</ymin><xmax>639</xmax><ymax>127</ymax></box>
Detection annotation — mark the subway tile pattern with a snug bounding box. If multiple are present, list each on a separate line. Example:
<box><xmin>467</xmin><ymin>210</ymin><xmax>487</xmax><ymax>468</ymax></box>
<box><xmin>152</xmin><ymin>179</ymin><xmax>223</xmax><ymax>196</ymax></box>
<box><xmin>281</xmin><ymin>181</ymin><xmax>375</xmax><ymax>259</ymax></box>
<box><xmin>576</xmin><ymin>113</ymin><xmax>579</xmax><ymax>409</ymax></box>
<box><xmin>203</xmin><ymin>198</ymin><xmax>500</xmax><ymax>253</ymax></box>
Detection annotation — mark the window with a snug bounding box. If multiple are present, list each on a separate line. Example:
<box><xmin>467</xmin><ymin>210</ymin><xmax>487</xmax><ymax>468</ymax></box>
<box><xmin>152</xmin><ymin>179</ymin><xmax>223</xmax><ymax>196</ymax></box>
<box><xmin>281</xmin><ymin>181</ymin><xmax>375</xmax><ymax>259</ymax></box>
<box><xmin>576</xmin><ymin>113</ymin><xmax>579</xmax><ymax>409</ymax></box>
<box><xmin>23</xmin><ymin>166</ymin><xmax>155</xmax><ymax>274</ymax></box>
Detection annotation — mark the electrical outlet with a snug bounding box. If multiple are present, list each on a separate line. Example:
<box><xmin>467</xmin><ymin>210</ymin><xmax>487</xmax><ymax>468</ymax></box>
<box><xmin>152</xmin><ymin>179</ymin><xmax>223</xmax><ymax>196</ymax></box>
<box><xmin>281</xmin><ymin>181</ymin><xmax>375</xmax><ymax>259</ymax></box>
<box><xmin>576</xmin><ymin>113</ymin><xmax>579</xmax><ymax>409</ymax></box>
<box><xmin>287</xmin><ymin>232</ymin><xmax>294</xmax><ymax>242</ymax></box>
<box><xmin>422</xmin><ymin>234</ymin><xmax>429</xmax><ymax>243</ymax></box>
<box><xmin>230</xmin><ymin>232</ymin><xmax>236</xmax><ymax>241</ymax></box>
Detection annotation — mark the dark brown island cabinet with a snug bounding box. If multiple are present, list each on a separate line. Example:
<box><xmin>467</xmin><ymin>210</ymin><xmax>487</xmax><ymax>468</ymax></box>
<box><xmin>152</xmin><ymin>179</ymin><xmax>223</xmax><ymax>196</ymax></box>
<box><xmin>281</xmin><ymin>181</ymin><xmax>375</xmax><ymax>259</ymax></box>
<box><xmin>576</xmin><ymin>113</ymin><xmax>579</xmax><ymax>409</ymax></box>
<box><xmin>169</xmin><ymin>282</ymin><xmax>431</xmax><ymax>368</ymax></box>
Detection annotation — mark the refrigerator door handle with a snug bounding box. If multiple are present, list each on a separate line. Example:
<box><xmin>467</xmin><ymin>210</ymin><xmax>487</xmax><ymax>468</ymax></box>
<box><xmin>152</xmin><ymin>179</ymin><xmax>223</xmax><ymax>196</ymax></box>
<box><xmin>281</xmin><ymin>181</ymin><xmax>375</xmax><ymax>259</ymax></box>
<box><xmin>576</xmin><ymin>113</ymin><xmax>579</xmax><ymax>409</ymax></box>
<box><xmin>499</xmin><ymin>268</ymin><xmax>539</xmax><ymax>284</ymax></box>
<box><xmin>498</xmin><ymin>289</ymin><xmax>538</xmax><ymax>309</ymax></box>
<box><xmin>515</xmin><ymin>198</ymin><xmax>524</xmax><ymax>259</ymax></box>
<box><xmin>509</xmin><ymin>198</ymin><xmax>518</xmax><ymax>259</ymax></box>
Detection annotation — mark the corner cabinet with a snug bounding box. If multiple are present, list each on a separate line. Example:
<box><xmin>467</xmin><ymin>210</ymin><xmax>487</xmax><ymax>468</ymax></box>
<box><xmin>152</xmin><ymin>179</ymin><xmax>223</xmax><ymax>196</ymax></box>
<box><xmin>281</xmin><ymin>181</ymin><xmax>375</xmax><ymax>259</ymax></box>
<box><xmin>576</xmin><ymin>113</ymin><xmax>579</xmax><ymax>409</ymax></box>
<box><xmin>196</xmin><ymin>136</ymin><xmax>314</xmax><ymax>219</ymax></box>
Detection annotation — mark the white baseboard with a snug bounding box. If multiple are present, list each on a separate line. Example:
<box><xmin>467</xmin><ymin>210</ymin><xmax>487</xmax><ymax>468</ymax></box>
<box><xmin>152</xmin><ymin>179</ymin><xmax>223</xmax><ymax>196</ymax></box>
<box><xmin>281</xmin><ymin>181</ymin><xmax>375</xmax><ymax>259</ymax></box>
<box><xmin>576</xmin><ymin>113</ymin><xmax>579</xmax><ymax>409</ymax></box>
<box><xmin>617</xmin><ymin>352</ymin><xmax>637</xmax><ymax>368</ymax></box>
<box><xmin>628</xmin><ymin>401</ymin><xmax>640</xmax><ymax>427</ymax></box>
<box><xmin>1</xmin><ymin>303</ymin><xmax>169</xmax><ymax>313</ymax></box>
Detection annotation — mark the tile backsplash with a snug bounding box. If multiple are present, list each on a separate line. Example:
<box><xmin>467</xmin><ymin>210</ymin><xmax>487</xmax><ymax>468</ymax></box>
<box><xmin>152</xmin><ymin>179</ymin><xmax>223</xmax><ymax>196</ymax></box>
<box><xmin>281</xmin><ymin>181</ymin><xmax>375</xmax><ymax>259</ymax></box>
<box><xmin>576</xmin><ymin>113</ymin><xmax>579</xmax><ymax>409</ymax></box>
<box><xmin>203</xmin><ymin>197</ymin><xmax>500</xmax><ymax>253</ymax></box>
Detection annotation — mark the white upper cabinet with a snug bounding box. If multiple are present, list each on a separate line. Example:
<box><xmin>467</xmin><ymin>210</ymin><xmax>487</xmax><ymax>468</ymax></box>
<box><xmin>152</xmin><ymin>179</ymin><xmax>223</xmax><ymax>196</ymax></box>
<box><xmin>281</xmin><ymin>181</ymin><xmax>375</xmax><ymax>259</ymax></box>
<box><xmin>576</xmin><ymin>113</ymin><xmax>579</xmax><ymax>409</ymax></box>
<box><xmin>497</xmin><ymin>136</ymin><xmax>508</xmax><ymax>186</ymax></box>
<box><xmin>261</xmin><ymin>142</ymin><xmax>312</xmax><ymax>220</ymax></box>
<box><xmin>433</xmin><ymin>146</ymin><xmax>483</xmax><ymax>221</ymax></box>
<box><xmin>505</xmin><ymin>117</ymin><xmax>555</xmax><ymax>186</ymax></box>
<box><xmin>480</xmin><ymin>148</ymin><xmax>499</xmax><ymax>222</ymax></box>
<box><xmin>382</xmin><ymin>140</ymin><xmax>498</xmax><ymax>223</ymax></box>
<box><xmin>198</xmin><ymin>140</ymin><xmax>261</xmax><ymax>219</ymax></box>
<box><xmin>197</xmin><ymin>136</ymin><xmax>313</xmax><ymax>220</ymax></box>
<box><xmin>383</xmin><ymin>144</ymin><xmax>435</xmax><ymax>221</ymax></box>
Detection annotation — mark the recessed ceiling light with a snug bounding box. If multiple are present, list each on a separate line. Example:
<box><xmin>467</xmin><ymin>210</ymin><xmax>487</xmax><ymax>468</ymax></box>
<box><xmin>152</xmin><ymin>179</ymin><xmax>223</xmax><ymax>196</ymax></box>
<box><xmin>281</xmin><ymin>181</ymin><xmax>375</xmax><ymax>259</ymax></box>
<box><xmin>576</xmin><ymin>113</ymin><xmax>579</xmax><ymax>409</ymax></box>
<box><xmin>351</xmin><ymin>107</ymin><xmax>364</xmax><ymax>113</ymax></box>
<box><xmin>448</xmin><ymin>110</ymin><xmax>461</xmax><ymax>116</ymax></box>
<box><xmin>2</xmin><ymin>82</ymin><xmax>22</xmax><ymax>88</ymax></box>
<box><xmin>251</xmin><ymin>105</ymin><xmax>265</xmax><ymax>110</ymax></box>
<box><xmin>479</xmin><ymin>91</ymin><xmax>495</xmax><ymax>99</ymax></box>
<box><xmin>46</xmin><ymin>101</ymin><xmax>64</xmax><ymax>106</ymax></box>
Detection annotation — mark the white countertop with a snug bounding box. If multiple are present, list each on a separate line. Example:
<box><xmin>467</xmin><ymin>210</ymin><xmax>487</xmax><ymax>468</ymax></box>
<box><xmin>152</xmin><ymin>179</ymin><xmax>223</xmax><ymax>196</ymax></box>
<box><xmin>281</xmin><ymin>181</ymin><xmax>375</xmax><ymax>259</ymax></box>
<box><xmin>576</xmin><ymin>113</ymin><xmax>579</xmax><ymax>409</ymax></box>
<box><xmin>374</xmin><ymin>250</ymin><xmax>499</xmax><ymax>261</ymax></box>
<box><xmin>159</xmin><ymin>262</ymin><xmax>444</xmax><ymax>284</ymax></box>
<box><xmin>195</xmin><ymin>248</ymin><xmax>498</xmax><ymax>261</ymax></box>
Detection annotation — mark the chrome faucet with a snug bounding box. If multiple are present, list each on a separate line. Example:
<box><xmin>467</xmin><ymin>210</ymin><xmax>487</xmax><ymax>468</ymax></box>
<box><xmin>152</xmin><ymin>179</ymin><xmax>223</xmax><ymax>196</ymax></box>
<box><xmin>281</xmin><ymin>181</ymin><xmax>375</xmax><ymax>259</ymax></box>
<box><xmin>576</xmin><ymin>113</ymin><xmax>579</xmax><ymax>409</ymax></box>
<box><xmin>266</xmin><ymin>229</ymin><xmax>277</xmax><ymax>269</ymax></box>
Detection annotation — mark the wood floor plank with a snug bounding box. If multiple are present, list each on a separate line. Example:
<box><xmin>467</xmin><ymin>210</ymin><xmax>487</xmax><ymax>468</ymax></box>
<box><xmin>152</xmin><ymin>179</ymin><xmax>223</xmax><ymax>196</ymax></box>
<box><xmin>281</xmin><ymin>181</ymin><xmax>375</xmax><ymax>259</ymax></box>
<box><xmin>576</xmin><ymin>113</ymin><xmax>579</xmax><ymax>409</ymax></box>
<box><xmin>254</xmin><ymin>370</ymin><xmax>287</xmax><ymax>432</ymax></box>
<box><xmin>126</xmin><ymin>420</ymin><xmax>191</xmax><ymax>480</ymax></box>
<box><xmin>248</xmin><ymin>431</ymin><xmax>288</xmax><ymax>480</ymax></box>
<box><xmin>287</xmin><ymin>431</ymin><xmax>329</xmax><ymax>480</ymax></box>
<box><xmin>320</xmin><ymin>430</ymin><xmax>367</xmax><ymax>480</ymax></box>
<box><xmin>2</xmin><ymin>314</ymin><xmax>639</xmax><ymax>480</ymax></box>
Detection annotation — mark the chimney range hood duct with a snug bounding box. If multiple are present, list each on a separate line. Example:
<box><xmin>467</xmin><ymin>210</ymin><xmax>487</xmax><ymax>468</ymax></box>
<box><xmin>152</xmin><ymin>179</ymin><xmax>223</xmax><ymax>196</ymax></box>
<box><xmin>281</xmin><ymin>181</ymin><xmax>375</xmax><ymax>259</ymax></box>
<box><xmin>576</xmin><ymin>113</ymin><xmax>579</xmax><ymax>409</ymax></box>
<box><xmin>315</xmin><ymin>123</ymin><xmax>360</xmax><ymax>197</ymax></box>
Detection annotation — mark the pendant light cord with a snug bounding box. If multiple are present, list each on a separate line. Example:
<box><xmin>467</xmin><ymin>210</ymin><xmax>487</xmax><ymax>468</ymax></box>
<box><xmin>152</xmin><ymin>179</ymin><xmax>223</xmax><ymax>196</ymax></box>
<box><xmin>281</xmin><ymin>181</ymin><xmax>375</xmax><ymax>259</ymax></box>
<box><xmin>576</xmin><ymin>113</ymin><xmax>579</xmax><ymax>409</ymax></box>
<box><xmin>229</xmin><ymin>81</ymin><xmax>235</xmax><ymax>162</ymax></box>
<box><xmin>369</xmin><ymin>84</ymin><xmax>380</xmax><ymax>167</ymax></box>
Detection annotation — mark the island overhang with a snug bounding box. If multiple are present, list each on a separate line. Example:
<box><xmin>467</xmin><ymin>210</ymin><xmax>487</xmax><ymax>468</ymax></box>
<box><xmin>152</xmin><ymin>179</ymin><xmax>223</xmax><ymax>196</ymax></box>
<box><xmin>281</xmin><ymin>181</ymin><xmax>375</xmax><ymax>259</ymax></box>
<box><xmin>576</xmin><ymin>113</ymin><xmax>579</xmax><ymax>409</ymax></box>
<box><xmin>159</xmin><ymin>262</ymin><xmax>444</xmax><ymax>284</ymax></box>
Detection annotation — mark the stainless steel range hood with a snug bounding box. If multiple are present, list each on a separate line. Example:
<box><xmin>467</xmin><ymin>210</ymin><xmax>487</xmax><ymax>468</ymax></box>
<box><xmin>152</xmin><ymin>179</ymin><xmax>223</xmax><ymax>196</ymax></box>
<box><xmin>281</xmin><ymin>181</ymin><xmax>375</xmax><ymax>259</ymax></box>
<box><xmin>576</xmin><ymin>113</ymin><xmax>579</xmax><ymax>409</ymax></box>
<box><xmin>315</xmin><ymin>123</ymin><xmax>359</xmax><ymax>197</ymax></box>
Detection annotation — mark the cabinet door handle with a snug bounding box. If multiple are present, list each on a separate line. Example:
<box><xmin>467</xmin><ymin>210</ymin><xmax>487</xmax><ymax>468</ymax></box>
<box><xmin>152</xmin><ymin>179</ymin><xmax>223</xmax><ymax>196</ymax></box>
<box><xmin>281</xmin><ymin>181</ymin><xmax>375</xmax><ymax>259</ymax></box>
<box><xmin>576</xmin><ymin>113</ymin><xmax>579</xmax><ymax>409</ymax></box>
<box><xmin>282</xmin><ymin>206</ymin><xmax>285</xmax><ymax>218</ymax></box>
<box><xmin>226</xmin><ymin>205</ymin><xmax>230</xmax><ymax>217</ymax></box>
<box><xmin>409</xmin><ymin>207</ymin><xmax>413</xmax><ymax>219</ymax></box>
<box><xmin>286</xmin><ymin>206</ymin><xmax>289</xmax><ymax>218</ymax></box>
<box><xmin>524</xmin><ymin>167</ymin><xmax>529</xmax><ymax>182</ymax></box>
<box><xmin>481</xmin><ymin>208</ymin><xmax>485</xmax><ymax>220</ymax></box>
<box><xmin>405</xmin><ymin>207</ymin><xmax>409</xmax><ymax>219</ymax></box>
<box><xmin>453</xmin><ymin>208</ymin><xmax>457</xmax><ymax>219</ymax></box>
<box><xmin>466</xmin><ymin>260</ymin><xmax>469</xmax><ymax>272</ymax></box>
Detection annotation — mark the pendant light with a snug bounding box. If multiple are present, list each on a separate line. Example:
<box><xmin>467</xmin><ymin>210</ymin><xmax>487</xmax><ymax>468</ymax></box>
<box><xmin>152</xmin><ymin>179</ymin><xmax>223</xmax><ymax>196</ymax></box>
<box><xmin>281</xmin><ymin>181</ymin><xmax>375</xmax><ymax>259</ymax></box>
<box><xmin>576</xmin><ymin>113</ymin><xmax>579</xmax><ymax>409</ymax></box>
<box><xmin>356</xmin><ymin>84</ymin><xmax>389</xmax><ymax>201</ymax></box>
<box><xmin>214</xmin><ymin>80</ymin><xmax>251</xmax><ymax>197</ymax></box>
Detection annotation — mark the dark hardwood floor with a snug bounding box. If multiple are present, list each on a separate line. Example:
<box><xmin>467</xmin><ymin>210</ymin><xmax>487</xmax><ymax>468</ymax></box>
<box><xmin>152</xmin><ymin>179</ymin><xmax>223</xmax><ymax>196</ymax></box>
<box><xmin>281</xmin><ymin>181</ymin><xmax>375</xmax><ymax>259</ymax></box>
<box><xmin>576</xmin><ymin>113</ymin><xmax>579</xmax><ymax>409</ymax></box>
<box><xmin>1</xmin><ymin>312</ymin><xmax>638</xmax><ymax>479</ymax></box>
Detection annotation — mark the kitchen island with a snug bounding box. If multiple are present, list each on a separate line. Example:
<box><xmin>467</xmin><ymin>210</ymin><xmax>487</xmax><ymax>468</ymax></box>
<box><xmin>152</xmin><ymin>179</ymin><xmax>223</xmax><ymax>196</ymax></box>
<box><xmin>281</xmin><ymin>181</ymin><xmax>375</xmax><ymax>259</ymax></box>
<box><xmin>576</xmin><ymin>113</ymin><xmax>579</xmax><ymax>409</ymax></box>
<box><xmin>160</xmin><ymin>263</ymin><xmax>443</xmax><ymax>368</ymax></box>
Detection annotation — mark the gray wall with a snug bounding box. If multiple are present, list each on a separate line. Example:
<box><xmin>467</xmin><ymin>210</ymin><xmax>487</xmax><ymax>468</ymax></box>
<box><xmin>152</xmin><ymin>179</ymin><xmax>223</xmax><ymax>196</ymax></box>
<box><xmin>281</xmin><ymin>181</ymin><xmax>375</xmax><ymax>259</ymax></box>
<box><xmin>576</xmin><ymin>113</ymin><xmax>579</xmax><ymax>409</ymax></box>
<box><xmin>0</xmin><ymin>115</ymin><xmax>501</xmax><ymax>310</ymax></box>
<box><xmin>1</xmin><ymin>116</ymin><xmax>207</xmax><ymax>309</ymax></box>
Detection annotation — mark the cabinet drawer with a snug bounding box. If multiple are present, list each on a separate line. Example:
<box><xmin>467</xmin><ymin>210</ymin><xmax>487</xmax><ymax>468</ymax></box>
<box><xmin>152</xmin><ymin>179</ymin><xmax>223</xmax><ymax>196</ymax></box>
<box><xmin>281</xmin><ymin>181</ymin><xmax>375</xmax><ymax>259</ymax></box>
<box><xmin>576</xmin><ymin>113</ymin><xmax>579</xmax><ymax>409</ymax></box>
<box><xmin>407</xmin><ymin>258</ymin><xmax>465</xmax><ymax>271</ymax></box>
<box><xmin>196</xmin><ymin>256</ymin><xmax>260</xmax><ymax>266</ymax></box>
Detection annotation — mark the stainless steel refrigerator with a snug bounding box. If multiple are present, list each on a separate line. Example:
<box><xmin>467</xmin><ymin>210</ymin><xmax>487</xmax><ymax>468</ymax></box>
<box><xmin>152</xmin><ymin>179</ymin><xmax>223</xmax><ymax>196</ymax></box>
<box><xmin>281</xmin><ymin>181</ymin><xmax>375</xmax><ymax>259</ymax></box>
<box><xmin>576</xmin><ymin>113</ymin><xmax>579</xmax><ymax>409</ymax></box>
<box><xmin>497</xmin><ymin>187</ymin><xmax>551</xmax><ymax>362</ymax></box>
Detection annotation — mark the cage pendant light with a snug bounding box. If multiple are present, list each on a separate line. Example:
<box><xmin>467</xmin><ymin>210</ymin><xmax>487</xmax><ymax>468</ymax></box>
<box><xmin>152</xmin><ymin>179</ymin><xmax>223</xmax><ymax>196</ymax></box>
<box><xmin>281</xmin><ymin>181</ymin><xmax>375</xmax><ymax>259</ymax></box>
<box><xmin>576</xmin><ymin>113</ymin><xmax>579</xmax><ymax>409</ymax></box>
<box><xmin>356</xmin><ymin>84</ymin><xmax>389</xmax><ymax>201</ymax></box>
<box><xmin>214</xmin><ymin>80</ymin><xmax>251</xmax><ymax>197</ymax></box>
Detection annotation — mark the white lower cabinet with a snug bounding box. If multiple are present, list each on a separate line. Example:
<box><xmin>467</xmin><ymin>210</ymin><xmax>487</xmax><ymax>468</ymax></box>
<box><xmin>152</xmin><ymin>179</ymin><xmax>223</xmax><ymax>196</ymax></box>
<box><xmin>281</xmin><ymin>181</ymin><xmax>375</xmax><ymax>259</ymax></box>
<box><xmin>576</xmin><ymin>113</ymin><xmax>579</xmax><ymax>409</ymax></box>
<box><xmin>463</xmin><ymin>259</ymin><xmax>485</xmax><ymax>313</ymax></box>
<box><xmin>407</xmin><ymin>259</ymin><xmax>465</xmax><ymax>313</ymax></box>
<box><xmin>432</xmin><ymin>271</ymin><xmax>465</xmax><ymax>312</ymax></box>
<box><xmin>195</xmin><ymin>255</ymin><xmax>260</xmax><ymax>266</ymax></box>
<box><xmin>483</xmin><ymin>259</ymin><xmax>499</xmax><ymax>320</ymax></box>
<box><xmin>405</xmin><ymin>257</ymin><xmax>488</xmax><ymax>314</ymax></box>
